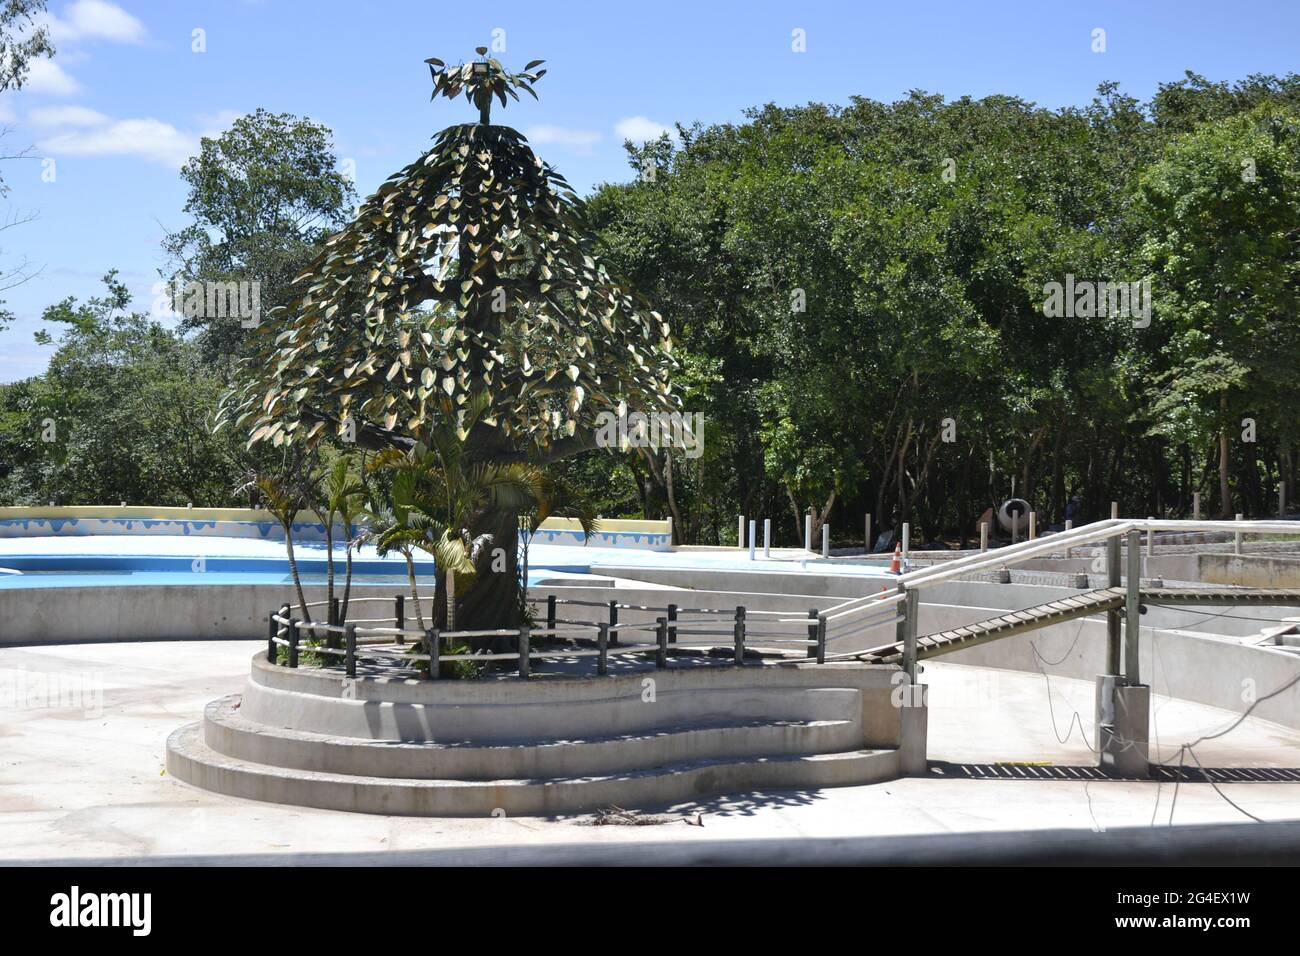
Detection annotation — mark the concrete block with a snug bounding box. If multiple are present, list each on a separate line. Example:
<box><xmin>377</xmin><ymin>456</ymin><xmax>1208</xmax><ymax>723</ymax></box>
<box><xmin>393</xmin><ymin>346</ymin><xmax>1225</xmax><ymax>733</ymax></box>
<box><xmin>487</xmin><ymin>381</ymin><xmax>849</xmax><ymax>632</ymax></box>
<box><xmin>1095</xmin><ymin>676</ymin><xmax>1149</xmax><ymax>778</ymax></box>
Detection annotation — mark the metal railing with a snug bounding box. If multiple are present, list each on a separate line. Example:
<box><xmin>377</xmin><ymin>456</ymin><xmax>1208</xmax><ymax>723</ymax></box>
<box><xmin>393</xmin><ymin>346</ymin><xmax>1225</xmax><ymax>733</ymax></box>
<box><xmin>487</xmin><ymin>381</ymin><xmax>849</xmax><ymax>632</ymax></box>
<box><xmin>264</xmin><ymin>517</ymin><xmax>1299</xmax><ymax>682</ymax></box>
<box><xmin>266</xmin><ymin>590</ymin><xmax>829</xmax><ymax>680</ymax></box>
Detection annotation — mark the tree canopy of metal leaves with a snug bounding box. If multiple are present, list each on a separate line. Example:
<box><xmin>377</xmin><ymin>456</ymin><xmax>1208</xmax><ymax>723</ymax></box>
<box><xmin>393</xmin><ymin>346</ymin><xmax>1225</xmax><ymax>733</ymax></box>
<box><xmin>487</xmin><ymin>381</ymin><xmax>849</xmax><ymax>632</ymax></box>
<box><xmin>223</xmin><ymin>51</ymin><xmax>677</xmax><ymax>455</ymax></box>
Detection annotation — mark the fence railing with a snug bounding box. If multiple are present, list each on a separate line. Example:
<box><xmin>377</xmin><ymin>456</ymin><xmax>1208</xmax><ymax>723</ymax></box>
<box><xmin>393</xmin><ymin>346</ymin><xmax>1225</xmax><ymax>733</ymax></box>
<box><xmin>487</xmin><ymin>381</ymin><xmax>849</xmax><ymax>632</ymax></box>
<box><xmin>264</xmin><ymin>517</ymin><xmax>1300</xmax><ymax>682</ymax></box>
<box><xmin>267</xmin><ymin>590</ymin><xmax>829</xmax><ymax>680</ymax></box>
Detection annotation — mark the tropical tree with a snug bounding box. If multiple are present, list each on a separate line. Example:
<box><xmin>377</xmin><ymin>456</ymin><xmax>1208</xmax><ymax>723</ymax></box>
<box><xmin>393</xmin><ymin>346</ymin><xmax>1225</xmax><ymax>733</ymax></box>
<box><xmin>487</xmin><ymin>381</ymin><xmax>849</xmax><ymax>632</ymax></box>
<box><xmin>1139</xmin><ymin>105</ymin><xmax>1300</xmax><ymax>515</ymax></box>
<box><xmin>318</xmin><ymin>456</ymin><xmax>365</xmax><ymax>626</ymax></box>
<box><xmin>222</xmin><ymin>49</ymin><xmax>676</xmax><ymax>630</ymax></box>
<box><xmin>354</xmin><ymin>471</ymin><xmax>434</xmax><ymax>632</ymax></box>
<box><xmin>237</xmin><ymin>456</ymin><xmax>321</xmax><ymax>625</ymax></box>
<box><xmin>164</xmin><ymin>109</ymin><xmax>357</xmax><ymax>365</ymax></box>
<box><xmin>366</xmin><ymin>393</ymin><xmax>547</xmax><ymax>640</ymax></box>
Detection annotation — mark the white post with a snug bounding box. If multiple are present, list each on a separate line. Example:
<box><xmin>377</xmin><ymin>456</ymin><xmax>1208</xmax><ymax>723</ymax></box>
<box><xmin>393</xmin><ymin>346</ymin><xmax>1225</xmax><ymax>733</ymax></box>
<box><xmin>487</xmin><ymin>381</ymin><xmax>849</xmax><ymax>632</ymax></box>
<box><xmin>821</xmin><ymin>522</ymin><xmax>829</xmax><ymax>558</ymax></box>
<box><xmin>748</xmin><ymin>520</ymin><xmax>756</xmax><ymax>561</ymax></box>
<box><xmin>1064</xmin><ymin>519</ymin><xmax>1073</xmax><ymax>558</ymax></box>
<box><xmin>902</xmin><ymin>522</ymin><xmax>910</xmax><ymax>565</ymax></box>
<box><xmin>864</xmin><ymin>513</ymin><xmax>872</xmax><ymax>554</ymax></box>
<box><xmin>763</xmin><ymin>518</ymin><xmax>771</xmax><ymax>557</ymax></box>
<box><xmin>737</xmin><ymin>515</ymin><xmax>745</xmax><ymax>550</ymax></box>
<box><xmin>1235</xmin><ymin>513</ymin><xmax>1243</xmax><ymax>555</ymax></box>
<box><xmin>1146</xmin><ymin>518</ymin><xmax>1155</xmax><ymax>556</ymax></box>
<box><xmin>1028</xmin><ymin>511</ymin><xmax>1037</xmax><ymax>541</ymax></box>
<box><xmin>1193</xmin><ymin>491</ymin><xmax>1201</xmax><ymax>521</ymax></box>
<box><xmin>1110</xmin><ymin>501</ymin><xmax>1119</xmax><ymax>520</ymax></box>
<box><xmin>804</xmin><ymin>513</ymin><xmax>812</xmax><ymax>551</ymax></box>
<box><xmin>980</xmin><ymin>522</ymin><xmax>989</xmax><ymax>553</ymax></box>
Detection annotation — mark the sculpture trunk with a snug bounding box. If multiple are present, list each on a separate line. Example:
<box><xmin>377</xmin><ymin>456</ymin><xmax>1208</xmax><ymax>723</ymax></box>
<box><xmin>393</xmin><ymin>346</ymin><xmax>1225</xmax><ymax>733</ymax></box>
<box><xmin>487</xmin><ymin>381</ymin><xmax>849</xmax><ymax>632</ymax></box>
<box><xmin>435</xmin><ymin>504</ymin><xmax>523</xmax><ymax>654</ymax></box>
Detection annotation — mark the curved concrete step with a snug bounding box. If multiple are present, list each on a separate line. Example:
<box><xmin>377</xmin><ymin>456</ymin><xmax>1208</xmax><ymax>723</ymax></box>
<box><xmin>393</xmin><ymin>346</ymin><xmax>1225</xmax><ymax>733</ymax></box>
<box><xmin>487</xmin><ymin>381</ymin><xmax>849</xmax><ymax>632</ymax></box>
<box><xmin>203</xmin><ymin>696</ymin><xmax>863</xmax><ymax>780</ymax></box>
<box><xmin>167</xmin><ymin>721</ymin><xmax>899</xmax><ymax>817</ymax></box>
<box><xmin>239</xmin><ymin>677</ymin><xmax>866</xmax><ymax>742</ymax></box>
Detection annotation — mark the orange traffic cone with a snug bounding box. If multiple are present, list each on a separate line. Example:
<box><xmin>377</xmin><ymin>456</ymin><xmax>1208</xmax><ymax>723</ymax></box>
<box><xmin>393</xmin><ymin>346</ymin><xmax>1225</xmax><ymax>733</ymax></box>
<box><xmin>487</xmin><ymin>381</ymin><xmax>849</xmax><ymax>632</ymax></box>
<box><xmin>889</xmin><ymin>543</ymin><xmax>902</xmax><ymax>574</ymax></box>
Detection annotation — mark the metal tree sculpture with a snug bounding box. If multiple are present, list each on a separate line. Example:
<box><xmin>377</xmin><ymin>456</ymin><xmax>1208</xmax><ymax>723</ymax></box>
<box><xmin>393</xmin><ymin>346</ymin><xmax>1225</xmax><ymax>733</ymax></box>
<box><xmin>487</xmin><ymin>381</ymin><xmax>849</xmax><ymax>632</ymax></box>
<box><xmin>222</xmin><ymin>49</ymin><xmax>677</xmax><ymax>629</ymax></box>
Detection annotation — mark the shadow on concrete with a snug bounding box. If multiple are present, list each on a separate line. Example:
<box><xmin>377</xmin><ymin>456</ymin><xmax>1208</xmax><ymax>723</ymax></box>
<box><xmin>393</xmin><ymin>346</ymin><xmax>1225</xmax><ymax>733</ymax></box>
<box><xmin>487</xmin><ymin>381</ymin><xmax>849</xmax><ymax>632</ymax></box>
<box><xmin>663</xmin><ymin>787</ymin><xmax>825</xmax><ymax>817</ymax></box>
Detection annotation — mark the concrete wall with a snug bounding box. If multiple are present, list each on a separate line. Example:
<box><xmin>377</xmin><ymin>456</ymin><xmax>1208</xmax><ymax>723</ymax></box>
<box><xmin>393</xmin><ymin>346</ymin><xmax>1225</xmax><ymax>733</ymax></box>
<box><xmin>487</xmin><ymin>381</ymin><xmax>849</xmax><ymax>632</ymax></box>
<box><xmin>0</xmin><ymin>583</ymin><xmax>430</xmax><ymax>646</ymax></box>
<box><xmin>1201</xmin><ymin>553</ymin><xmax>1300</xmax><ymax>588</ymax></box>
<box><xmin>0</xmin><ymin>580</ymin><xmax>839</xmax><ymax>647</ymax></box>
<box><xmin>0</xmin><ymin>507</ymin><xmax>672</xmax><ymax>550</ymax></box>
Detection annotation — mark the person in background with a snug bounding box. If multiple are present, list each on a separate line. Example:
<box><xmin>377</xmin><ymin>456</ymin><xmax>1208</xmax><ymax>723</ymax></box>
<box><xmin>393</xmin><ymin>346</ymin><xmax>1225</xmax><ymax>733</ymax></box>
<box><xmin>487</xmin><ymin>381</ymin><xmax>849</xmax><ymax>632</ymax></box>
<box><xmin>1065</xmin><ymin>495</ymin><xmax>1082</xmax><ymax>525</ymax></box>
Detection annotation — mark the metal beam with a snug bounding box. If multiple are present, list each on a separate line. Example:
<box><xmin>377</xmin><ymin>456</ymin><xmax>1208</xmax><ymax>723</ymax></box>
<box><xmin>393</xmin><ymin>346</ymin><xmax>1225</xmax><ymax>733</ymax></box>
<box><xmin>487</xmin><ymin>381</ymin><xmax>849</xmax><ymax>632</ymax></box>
<box><xmin>1125</xmin><ymin>530</ymin><xmax>1142</xmax><ymax>686</ymax></box>
<box><xmin>1106</xmin><ymin>535</ymin><xmax>1121</xmax><ymax>675</ymax></box>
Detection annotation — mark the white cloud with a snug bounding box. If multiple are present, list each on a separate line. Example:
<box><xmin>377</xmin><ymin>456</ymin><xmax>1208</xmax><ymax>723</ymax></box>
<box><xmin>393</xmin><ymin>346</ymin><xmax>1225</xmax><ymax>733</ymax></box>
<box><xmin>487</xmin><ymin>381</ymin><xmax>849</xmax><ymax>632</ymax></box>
<box><xmin>27</xmin><ymin>104</ymin><xmax>109</xmax><ymax>126</ymax></box>
<box><xmin>0</xmin><ymin>99</ymin><xmax>14</xmax><ymax>123</ymax></box>
<box><xmin>38</xmin><ymin>116</ymin><xmax>196</xmax><ymax>167</ymax></box>
<box><xmin>23</xmin><ymin>59</ymin><xmax>80</xmax><ymax>95</ymax></box>
<box><xmin>41</xmin><ymin>1</ymin><xmax>147</xmax><ymax>45</ymax></box>
<box><xmin>197</xmin><ymin>109</ymin><xmax>245</xmax><ymax>138</ymax></box>
<box><xmin>614</xmin><ymin>116</ymin><xmax>676</xmax><ymax>144</ymax></box>
<box><xmin>523</xmin><ymin>124</ymin><xmax>601</xmax><ymax>152</ymax></box>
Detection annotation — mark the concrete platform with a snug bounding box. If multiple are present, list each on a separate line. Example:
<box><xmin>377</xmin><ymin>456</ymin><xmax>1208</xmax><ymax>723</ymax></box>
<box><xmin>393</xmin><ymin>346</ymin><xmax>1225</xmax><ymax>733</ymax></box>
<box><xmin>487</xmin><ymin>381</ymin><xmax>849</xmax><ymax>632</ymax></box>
<box><xmin>3</xmin><ymin>640</ymin><xmax>1299</xmax><ymax>863</ymax></box>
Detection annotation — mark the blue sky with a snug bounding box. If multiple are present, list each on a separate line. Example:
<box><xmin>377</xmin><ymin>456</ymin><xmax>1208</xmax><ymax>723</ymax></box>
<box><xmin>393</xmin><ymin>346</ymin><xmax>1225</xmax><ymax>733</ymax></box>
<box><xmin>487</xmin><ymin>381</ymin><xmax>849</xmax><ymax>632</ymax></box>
<box><xmin>0</xmin><ymin>0</ymin><xmax>1297</xmax><ymax>382</ymax></box>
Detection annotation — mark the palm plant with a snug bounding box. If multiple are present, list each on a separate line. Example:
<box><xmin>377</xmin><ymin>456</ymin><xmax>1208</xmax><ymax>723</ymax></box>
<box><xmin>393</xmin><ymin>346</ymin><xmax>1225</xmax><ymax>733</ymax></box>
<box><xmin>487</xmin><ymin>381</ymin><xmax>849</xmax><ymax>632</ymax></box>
<box><xmin>354</xmin><ymin>473</ymin><xmax>431</xmax><ymax>632</ymax></box>
<box><xmin>236</xmin><ymin>454</ymin><xmax>321</xmax><ymax>627</ymax></box>
<box><xmin>519</xmin><ymin>470</ymin><xmax>599</xmax><ymax>613</ymax></box>
<box><xmin>365</xmin><ymin>394</ymin><xmax>546</xmax><ymax>647</ymax></box>
<box><xmin>319</xmin><ymin>457</ymin><xmax>365</xmax><ymax>625</ymax></box>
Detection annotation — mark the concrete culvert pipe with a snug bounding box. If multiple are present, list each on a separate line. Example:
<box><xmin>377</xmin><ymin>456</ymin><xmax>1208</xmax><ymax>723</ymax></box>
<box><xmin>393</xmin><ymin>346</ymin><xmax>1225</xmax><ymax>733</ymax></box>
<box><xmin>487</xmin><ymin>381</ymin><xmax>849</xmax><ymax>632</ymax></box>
<box><xmin>997</xmin><ymin>498</ymin><xmax>1031</xmax><ymax>536</ymax></box>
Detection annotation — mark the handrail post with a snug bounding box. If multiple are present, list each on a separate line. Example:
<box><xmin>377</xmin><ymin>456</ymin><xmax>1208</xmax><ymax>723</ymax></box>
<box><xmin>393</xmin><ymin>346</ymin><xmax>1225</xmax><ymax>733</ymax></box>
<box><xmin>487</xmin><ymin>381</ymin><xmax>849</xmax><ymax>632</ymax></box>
<box><xmin>733</xmin><ymin>606</ymin><xmax>746</xmax><ymax>665</ymax></box>
<box><xmin>395</xmin><ymin>594</ymin><xmax>406</xmax><ymax>646</ymax></box>
<box><xmin>267</xmin><ymin>609</ymin><xmax>279</xmax><ymax>665</ymax></box>
<box><xmin>896</xmin><ymin>584</ymin><xmax>918</xmax><ymax>682</ymax></box>
<box><xmin>608</xmin><ymin>600</ymin><xmax>619</xmax><ymax>647</ymax></box>
<box><xmin>816</xmin><ymin>613</ymin><xmax>827</xmax><ymax>664</ymax></box>
<box><xmin>1106</xmin><ymin>534</ymin><xmax>1122</xmax><ymax>675</ymax></box>
<box><xmin>656</xmin><ymin>617</ymin><xmax>668</xmax><ymax>669</ymax></box>
<box><xmin>518</xmin><ymin>626</ymin><xmax>530</xmax><ymax>678</ymax></box>
<box><xmin>546</xmin><ymin>594</ymin><xmax>556</xmax><ymax>633</ymax></box>
<box><xmin>667</xmin><ymin>603</ymin><xmax>677</xmax><ymax>644</ymax></box>
<box><xmin>597</xmin><ymin>622</ymin><xmax>609</xmax><ymax>676</ymax></box>
<box><xmin>288</xmin><ymin>620</ymin><xmax>300</xmax><ymax>669</ymax></box>
<box><xmin>806</xmin><ymin>608</ymin><xmax>818</xmax><ymax>659</ymax></box>
<box><xmin>426</xmin><ymin>628</ymin><xmax>440</xmax><ymax>680</ymax></box>
<box><xmin>1124</xmin><ymin>529</ymin><xmax>1142</xmax><ymax>685</ymax></box>
<box><xmin>344</xmin><ymin>623</ymin><xmax>357</xmax><ymax>679</ymax></box>
<box><xmin>902</xmin><ymin>589</ymin><xmax>919</xmax><ymax>681</ymax></box>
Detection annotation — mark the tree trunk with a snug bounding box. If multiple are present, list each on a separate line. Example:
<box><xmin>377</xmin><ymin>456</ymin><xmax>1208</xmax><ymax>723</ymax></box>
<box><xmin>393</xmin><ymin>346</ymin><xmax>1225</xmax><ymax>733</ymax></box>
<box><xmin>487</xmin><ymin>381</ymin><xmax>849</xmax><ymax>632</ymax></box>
<box><xmin>1219</xmin><ymin>390</ymin><xmax>1232</xmax><ymax>518</ymax></box>
<box><xmin>284</xmin><ymin>529</ymin><xmax>312</xmax><ymax>628</ymax></box>
<box><xmin>404</xmin><ymin>552</ymin><xmax>425</xmax><ymax>631</ymax></box>
<box><xmin>451</xmin><ymin>504</ymin><xmax>523</xmax><ymax>653</ymax></box>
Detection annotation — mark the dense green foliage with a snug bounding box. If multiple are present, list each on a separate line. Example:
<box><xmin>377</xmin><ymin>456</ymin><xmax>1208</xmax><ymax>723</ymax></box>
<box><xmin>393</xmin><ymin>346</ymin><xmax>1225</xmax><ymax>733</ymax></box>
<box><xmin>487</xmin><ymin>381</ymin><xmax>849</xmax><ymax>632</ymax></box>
<box><xmin>578</xmin><ymin>71</ymin><xmax>1300</xmax><ymax>542</ymax></box>
<box><xmin>2</xmin><ymin>70</ymin><xmax>1298</xmax><ymax>549</ymax></box>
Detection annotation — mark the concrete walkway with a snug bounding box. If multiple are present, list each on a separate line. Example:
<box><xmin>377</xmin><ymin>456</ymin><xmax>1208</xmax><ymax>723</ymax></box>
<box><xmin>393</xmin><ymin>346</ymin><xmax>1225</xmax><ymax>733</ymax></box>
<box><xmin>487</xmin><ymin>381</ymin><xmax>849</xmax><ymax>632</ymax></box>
<box><xmin>2</xmin><ymin>641</ymin><xmax>1298</xmax><ymax>863</ymax></box>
